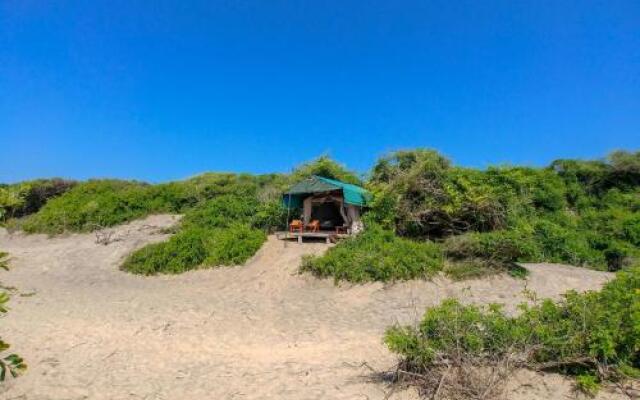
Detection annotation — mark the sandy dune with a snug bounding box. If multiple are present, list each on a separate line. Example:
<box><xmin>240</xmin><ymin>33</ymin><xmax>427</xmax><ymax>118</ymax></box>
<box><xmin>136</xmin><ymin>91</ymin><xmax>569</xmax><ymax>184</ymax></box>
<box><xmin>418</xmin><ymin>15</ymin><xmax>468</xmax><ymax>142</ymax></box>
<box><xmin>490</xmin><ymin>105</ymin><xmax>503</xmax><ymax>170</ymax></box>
<box><xmin>0</xmin><ymin>215</ymin><xmax>628</xmax><ymax>399</ymax></box>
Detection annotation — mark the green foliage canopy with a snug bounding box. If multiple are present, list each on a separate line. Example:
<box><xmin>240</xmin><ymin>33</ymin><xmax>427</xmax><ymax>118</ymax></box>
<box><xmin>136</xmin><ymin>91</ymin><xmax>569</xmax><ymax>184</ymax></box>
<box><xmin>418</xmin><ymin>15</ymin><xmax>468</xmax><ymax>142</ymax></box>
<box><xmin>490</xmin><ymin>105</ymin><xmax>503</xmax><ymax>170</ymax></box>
<box><xmin>0</xmin><ymin>179</ymin><xmax>75</xmax><ymax>223</ymax></box>
<box><xmin>7</xmin><ymin>150</ymin><xmax>640</xmax><ymax>278</ymax></box>
<box><xmin>290</xmin><ymin>155</ymin><xmax>362</xmax><ymax>186</ymax></box>
<box><xmin>301</xmin><ymin>225</ymin><xmax>443</xmax><ymax>283</ymax></box>
<box><xmin>365</xmin><ymin>149</ymin><xmax>640</xmax><ymax>273</ymax></box>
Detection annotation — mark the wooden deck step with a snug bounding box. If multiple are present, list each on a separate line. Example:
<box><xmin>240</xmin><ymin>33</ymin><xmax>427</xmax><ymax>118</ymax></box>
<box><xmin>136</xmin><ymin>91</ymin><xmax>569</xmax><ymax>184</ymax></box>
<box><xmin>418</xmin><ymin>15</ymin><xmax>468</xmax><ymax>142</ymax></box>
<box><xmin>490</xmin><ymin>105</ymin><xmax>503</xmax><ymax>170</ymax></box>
<box><xmin>275</xmin><ymin>231</ymin><xmax>350</xmax><ymax>244</ymax></box>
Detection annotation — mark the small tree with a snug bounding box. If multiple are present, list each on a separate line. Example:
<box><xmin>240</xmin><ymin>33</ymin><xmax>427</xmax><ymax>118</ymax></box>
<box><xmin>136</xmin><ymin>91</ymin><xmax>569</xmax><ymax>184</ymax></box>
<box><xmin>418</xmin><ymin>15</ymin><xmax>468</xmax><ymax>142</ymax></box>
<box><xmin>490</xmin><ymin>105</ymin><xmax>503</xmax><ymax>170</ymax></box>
<box><xmin>290</xmin><ymin>155</ymin><xmax>362</xmax><ymax>185</ymax></box>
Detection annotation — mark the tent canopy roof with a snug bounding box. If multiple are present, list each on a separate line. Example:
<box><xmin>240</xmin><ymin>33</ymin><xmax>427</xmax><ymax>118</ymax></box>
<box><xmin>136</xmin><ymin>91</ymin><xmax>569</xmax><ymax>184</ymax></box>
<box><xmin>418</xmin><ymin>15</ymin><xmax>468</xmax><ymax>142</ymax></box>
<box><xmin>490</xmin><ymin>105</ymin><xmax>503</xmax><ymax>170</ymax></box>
<box><xmin>283</xmin><ymin>176</ymin><xmax>372</xmax><ymax>208</ymax></box>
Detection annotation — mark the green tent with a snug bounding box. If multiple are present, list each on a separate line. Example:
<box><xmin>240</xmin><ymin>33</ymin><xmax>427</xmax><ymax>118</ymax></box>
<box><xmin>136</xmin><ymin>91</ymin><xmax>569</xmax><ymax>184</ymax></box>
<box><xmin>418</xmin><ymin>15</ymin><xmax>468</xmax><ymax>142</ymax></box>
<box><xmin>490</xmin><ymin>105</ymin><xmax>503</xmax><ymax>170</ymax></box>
<box><xmin>283</xmin><ymin>176</ymin><xmax>372</xmax><ymax>208</ymax></box>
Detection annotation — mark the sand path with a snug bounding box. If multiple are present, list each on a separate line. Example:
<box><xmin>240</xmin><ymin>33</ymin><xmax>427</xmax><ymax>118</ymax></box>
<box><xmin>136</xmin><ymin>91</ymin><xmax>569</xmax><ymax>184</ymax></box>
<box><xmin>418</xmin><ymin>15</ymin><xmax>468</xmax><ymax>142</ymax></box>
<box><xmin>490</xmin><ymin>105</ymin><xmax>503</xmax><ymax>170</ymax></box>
<box><xmin>0</xmin><ymin>215</ymin><xmax>625</xmax><ymax>399</ymax></box>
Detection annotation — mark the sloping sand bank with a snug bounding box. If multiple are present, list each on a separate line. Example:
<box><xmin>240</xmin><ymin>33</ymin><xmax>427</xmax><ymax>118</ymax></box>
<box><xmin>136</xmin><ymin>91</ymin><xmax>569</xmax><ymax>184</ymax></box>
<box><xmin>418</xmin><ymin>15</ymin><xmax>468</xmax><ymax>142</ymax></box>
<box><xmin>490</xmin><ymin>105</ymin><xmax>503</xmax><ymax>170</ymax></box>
<box><xmin>0</xmin><ymin>215</ymin><xmax>627</xmax><ymax>399</ymax></box>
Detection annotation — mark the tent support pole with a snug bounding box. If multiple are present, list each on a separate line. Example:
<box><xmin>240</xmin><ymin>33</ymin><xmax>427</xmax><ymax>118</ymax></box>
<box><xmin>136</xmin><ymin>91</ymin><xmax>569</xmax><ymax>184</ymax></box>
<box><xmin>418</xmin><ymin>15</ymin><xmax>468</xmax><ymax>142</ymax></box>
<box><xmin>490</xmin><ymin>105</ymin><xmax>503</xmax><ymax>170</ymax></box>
<box><xmin>285</xmin><ymin>192</ymin><xmax>292</xmax><ymax>232</ymax></box>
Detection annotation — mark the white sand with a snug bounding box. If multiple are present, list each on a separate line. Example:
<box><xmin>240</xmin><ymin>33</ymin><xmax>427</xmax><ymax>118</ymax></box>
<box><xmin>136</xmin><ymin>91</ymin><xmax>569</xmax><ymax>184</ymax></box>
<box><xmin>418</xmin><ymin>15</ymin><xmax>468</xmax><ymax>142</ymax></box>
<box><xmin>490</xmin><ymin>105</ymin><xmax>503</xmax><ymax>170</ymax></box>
<box><xmin>0</xmin><ymin>215</ymin><xmax>629</xmax><ymax>399</ymax></box>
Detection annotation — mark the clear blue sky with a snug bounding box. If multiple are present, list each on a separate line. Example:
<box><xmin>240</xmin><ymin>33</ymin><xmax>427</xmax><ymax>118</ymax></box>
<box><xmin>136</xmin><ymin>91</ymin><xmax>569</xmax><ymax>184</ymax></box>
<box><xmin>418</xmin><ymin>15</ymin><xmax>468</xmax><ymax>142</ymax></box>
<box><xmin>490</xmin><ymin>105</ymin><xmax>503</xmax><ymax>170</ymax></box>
<box><xmin>1</xmin><ymin>1</ymin><xmax>638</xmax><ymax>183</ymax></box>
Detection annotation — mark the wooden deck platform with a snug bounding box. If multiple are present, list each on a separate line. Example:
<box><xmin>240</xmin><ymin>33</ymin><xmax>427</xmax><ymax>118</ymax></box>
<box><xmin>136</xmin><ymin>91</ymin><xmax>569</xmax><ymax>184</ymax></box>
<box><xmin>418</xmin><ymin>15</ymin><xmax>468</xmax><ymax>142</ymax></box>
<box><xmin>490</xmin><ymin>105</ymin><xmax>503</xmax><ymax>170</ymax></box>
<box><xmin>275</xmin><ymin>231</ymin><xmax>351</xmax><ymax>244</ymax></box>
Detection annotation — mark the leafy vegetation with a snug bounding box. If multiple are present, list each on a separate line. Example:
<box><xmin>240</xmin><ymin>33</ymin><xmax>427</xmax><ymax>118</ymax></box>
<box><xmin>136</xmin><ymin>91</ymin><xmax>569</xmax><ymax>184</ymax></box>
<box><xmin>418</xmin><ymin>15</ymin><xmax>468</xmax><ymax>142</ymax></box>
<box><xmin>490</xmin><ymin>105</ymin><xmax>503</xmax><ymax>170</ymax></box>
<box><xmin>0</xmin><ymin>252</ymin><xmax>27</xmax><ymax>381</ymax></box>
<box><xmin>443</xmin><ymin>230</ymin><xmax>540</xmax><ymax>274</ymax></box>
<box><xmin>299</xmin><ymin>149</ymin><xmax>638</xmax><ymax>282</ymax></box>
<box><xmin>363</xmin><ymin>149</ymin><xmax>640</xmax><ymax>278</ymax></box>
<box><xmin>121</xmin><ymin>157</ymin><xmax>360</xmax><ymax>275</ymax></box>
<box><xmin>289</xmin><ymin>155</ymin><xmax>362</xmax><ymax>185</ymax></box>
<box><xmin>181</xmin><ymin>194</ymin><xmax>258</xmax><ymax>229</ymax></box>
<box><xmin>203</xmin><ymin>224</ymin><xmax>266</xmax><ymax>266</ymax></box>
<box><xmin>8</xmin><ymin>158</ymin><xmax>356</xmax><ymax>275</ymax></box>
<box><xmin>121</xmin><ymin>191</ymin><xmax>274</xmax><ymax>274</ymax></box>
<box><xmin>0</xmin><ymin>179</ymin><xmax>75</xmax><ymax>223</ymax></box>
<box><xmin>19</xmin><ymin>180</ymin><xmax>157</xmax><ymax>234</ymax></box>
<box><xmin>6</xmin><ymin>150</ymin><xmax>639</xmax><ymax>279</ymax></box>
<box><xmin>121</xmin><ymin>225</ymin><xmax>266</xmax><ymax>275</ymax></box>
<box><xmin>3</xmin><ymin>173</ymin><xmax>285</xmax><ymax>274</ymax></box>
<box><xmin>121</xmin><ymin>228</ymin><xmax>209</xmax><ymax>275</ymax></box>
<box><xmin>384</xmin><ymin>266</ymin><xmax>640</xmax><ymax>398</ymax></box>
<box><xmin>301</xmin><ymin>225</ymin><xmax>443</xmax><ymax>283</ymax></box>
<box><xmin>16</xmin><ymin>173</ymin><xmax>286</xmax><ymax>234</ymax></box>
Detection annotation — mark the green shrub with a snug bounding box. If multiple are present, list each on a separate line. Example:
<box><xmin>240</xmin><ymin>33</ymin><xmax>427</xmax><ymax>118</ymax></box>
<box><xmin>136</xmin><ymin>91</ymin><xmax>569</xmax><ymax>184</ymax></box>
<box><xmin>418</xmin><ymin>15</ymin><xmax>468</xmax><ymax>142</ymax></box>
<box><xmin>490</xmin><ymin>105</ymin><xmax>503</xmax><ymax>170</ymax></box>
<box><xmin>551</xmin><ymin>151</ymin><xmax>640</xmax><ymax>195</ymax></box>
<box><xmin>203</xmin><ymin>224</ymin><xmax>266</xmax><ymax>266</ymax></box>
<box><xmin>301</xmin><ymin>226</ymin><xmax>443</xmax><ymax>283</ymax></box>
<box><xmin>120</xmin><ymin>186</ymin><xmax>271</xmax><ymax>275</ymax></box>
<box><xmin>532</xmin><ymin>220</ymin><xmax>605</xmax><ymax>268</ymax></box>
<box><xmin>252</xmin><ymin>199</ymin><xmax>288</xmax><ymax>232</ymax></box>
<box><xmin>608</xmin><ymin>150</ymin><xmax>640</xmax><ymax>188</ymax></box>
<box><xmin>145</xmin><ymin>182</ymin><xmax>200</xmax><ymax>212</ymax></box>
<box><xmin>443</xmin><ymin>260</ymin><xmax>498</xmax><ymax>281</ymax></box>
<box><xmin>9</xmin><ymin>150</ymin><xmax>640</xmax><ymax>280</ymax></box>
<box><xmin>21</xmin><ymin>180</ymin><xmax>156</xmax><ymax>234</ymax></box>
<box><xmin>16</xmin><ymin>172</ymin><xmax>287</xmax><ymax>235</ymax></box>
<box><xmin>182</xmin><ymin>195</ymin><xmax>257</xmax><ymax>228</ymax></box>
<box><xmin>121</xmin><ymin>228</ymin><xmax>208</xmax><ymax>275</ymax></box>
<box><xmin>368</xmin><ymin>151</ymin><xmax>575</xmax><ymax>238</ymax></box>
<box><xmin>365</xmin><ymin>149</ymin><xmax>640</xmax><ymax>279</ymax></box>
<box><xmin>302</xmin><ymin>149</ymin><xmax>638</xmax><ymax>283</ymax></box>
<box><xmin>121</xmin><ymin>224</ymin><xmax>266</xmax><ymax>275</ymax></box>
<box><xmin>442</xmin><ymin>230</ymin><xmax>538</xmax><ymax>278</ymax></box>
<box><xmin>622</xmin><ymin>213</ymin><xmax>640</xmax><ymax>247</ymax></box>
<box><xmin>576</xmin><ymin>374</ymin><xmax>600</xmax><ymax>397</ymax></box>
<box><xmin>290</xmin><ymin>155</ymin><xmax>362</xmax><ymax>185</ymax></box>
<box><xmin>0</xmin><ymin>179</ymin><xmax>75</xmax><ymax>222</ymax></box>
<box><xmin>121</xmin><ymin>190</ymin><xmax>271</xmax><ymax>275</ymax></box>
<box><xmin>117</xmin><ymin>172</ymin><xmax>284</xmax><ymax>275</ymax></box>
<box><xmin>385</xmin><ymin>299</ymin><xmax>516</xmax><ymax>366</ymax></box>
<box><xmin>385</xmin><ymin>267</ymin><xmax>640</xmax><ymax>394</ymax></box>
<box><xmin>618</xmin><ymin>364</ymin><xmax>640</xmax><ymax>379</ymax></box>
<box><xmin>444</xmin><ymin>230</ymin><xmax>541</xmax><ymax>265</ymax></box>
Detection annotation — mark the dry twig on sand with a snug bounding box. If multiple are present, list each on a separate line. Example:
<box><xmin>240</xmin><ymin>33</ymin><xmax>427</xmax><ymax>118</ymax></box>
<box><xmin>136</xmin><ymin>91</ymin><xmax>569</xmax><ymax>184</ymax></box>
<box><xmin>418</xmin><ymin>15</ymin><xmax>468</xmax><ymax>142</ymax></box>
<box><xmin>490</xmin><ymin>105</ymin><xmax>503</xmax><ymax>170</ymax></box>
<box><xmin>389</xmin><ymin>356</ymin><xmax>513</xmax><ymax>400</ymax></box>
<box><xmin>92</xmin><ymin>224</ymin><xmax>129</xmax><ymax>245</ymax></box>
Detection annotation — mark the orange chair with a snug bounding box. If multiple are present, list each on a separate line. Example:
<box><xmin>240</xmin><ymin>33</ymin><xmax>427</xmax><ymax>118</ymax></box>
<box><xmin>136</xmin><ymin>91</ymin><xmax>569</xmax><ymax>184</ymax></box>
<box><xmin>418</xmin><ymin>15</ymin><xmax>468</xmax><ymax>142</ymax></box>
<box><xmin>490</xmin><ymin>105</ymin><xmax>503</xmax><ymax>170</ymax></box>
<box><xmin>307</xmin><ymin>220</ymin><xmax>320</xmax><ymax>232</ymax></box>
<box><xmin>289</xmin><ymin>219</ymin><xmax>303</xmax><ymax>233</ymax></box>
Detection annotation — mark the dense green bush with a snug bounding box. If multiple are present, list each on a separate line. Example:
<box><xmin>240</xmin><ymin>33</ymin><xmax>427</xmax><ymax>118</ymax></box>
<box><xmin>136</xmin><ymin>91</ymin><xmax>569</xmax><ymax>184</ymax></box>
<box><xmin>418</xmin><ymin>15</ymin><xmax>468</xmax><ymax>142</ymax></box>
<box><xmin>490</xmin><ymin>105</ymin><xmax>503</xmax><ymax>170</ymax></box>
<box><xmin>290</xmin><ymin>155</ymin><xmax>362</xmax><ymax>185</ymax></box>
<box><xmin>8</xmin><ymin>150</ymin><xmax>639</xmax><ymax>279</ymax></box>
<box><xmin>297</xmin><ymin>149</ymin><xmax>636</xmax><ymax>283</ymax></box>
<box><xmin>121</xmin><ymin>228</ymin><xmax>208</xmax><ymax>275</ymax></box>
<box><xmin>253</xmin><ymin>199</ymin><xmax>288</xmax><ymax>232</ymax></box>
<box><xmin>369</xmin><ymin>150</ymin><xmax>523</xmax><ymax>237</ymax></box>
<box><xmin>301</xmin><ymin>226</ymin><xmax>443</xmax><ymax>283</ymax></box>
<box><xmin>10</xmin><ymin>173</ymin><xmax>280</xmax><ymax>275</ymax></box>
<box><xmin>442</xmin><ymin>230</ymin><xmax>538</xmax><ymax>279</ymax></box>
<box><xmin>121</xmin><ymin>190</ymin><xmax>271</xmax><ymax>275</ymax></box>
<box><xmin>442</xmin><ymin>219</ymin><xmax>623</xmax><ymax>275</ymax></box>
<box><xmin>121</xmin><ymin>224</ymin><xmax>266</xmax><ymax>275</ymax></box>
<box><xmin>120</xmin><ymin>157</ymin><xmax>361</xmax><ymax>275</ymax></box>
<box><xmin>182</xmin><ymin>195</ymin><xmax>258</xmax><ymax>228</ymax></box>
<box><xmin>364</xmin><ymin>149</ymin><xmax>640</xmax><ymax>275</ymax></box>
<box><xmin>385</xmin><ymin>267</ymin><xmax>640</xmax><ymax>395</ymax></box>
<box><xmin>119</xmin><ymin>184</ymin><xmax>274</xmax><ymax>275</ymax></box>
<box><xmin>20</xmin><ymin>180</ymin><xmax>157</xmax><ymax>234</ymax></box>
<box><xmin>532</xmin><ymin>219</ymin><xmax>605</xmax><ymax>267</ymax></box>
<box><xmin>203</xmin><ymin>224</ymin><xmax>266</xmax><ymax>266</ymax></box>
<box><xmin>0</xmin><ymin>179</ymin><xmax>75</xmax><ymax>222</ymax></box>
<box><xmin>16</xmin><ymin>173</ymin><xmax>288</xmax><ymax>234</ymax></box>
<box><xmin>444</xmin><ymin>230</ymin><xmax>540</xmax><ymax>265</ymax></box>
<box><xmin>181</xmin><ymin>193</ymin><xmax>288</xmax><ymax>231</ymax></box>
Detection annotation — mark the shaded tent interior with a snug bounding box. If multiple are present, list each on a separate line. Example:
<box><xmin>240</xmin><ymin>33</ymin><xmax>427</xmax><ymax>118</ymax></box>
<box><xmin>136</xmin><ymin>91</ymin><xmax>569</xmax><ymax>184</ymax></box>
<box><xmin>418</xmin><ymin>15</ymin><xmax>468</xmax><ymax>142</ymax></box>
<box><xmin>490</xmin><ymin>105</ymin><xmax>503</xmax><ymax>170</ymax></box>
<box><xmin>283</xmin><ymin>176</ymin><xmax>372</xmax><ymax>234</ymax></box>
